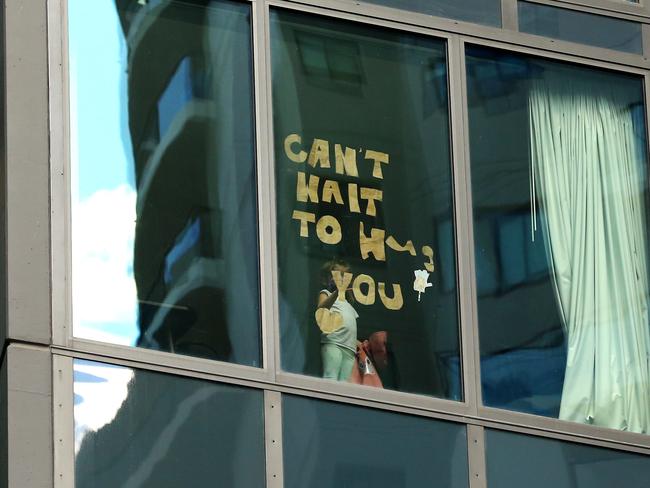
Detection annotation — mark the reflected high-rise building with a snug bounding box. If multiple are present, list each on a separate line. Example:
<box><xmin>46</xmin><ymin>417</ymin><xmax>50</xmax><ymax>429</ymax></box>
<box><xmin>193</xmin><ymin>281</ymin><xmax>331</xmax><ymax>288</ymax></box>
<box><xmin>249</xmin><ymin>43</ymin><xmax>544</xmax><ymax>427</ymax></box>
<box><xmin>73</xmin><ymin>361</ymin><xmax>265</xmax><ymax>487</ymax></box>
<box><xmin>72</xmin><ymin>3</ymin><xmax>262</xmax><ymax>483</ymax></box>
<box><xmin>114</xmin><ymin>0</ymin><xmax>260</xmax><ymax>365</ymax></box>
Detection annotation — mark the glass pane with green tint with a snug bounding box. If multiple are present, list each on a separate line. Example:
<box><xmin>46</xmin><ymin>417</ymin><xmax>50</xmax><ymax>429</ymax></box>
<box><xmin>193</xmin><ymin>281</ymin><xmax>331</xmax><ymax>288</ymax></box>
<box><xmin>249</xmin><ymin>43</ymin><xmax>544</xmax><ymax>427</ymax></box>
<box><xmin>519</xmin><ymin>1</ymin><xmax>642</xmax><ymax>54</ymax></box>
<box><xmin>271</xmin><ymin>9</ymin><xmax>461</xmax><ymax>400</ymax></box>
<box><xmin>362</xmin><ymin>0</ymin><xmax>501</xmax><ymax>27</ymax></box>
<box><xmin>74</xmin><ymin>360</ymin><xmax>265</xmax><ymax>487</ymax></box>
<box><xmin>486</xmin><ymin>429</ymin><xmax>650</xmax><ymax>488</ymax></box>
<box><xmin>283</xmin><ymin>395</ymin><xmax>469</xmax><ymax>488</ymax></box>
<box><xmin>69</xmin><ymin>0</ymin><xmax>261</xmax><ymax>366</ymax></box>
<box><xmin>466</xmin><ymin>44</ymin><xmax>650</xmax><ymax>434</ymax></box>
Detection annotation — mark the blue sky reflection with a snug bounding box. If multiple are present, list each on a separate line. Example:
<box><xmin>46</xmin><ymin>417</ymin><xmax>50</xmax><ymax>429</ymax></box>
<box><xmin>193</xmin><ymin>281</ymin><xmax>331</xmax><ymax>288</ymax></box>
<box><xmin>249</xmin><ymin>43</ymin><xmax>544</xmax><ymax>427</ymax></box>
<box><xmin>70</xmin><ymin>0</ymin><xmax>138</xmax><ymax>345</ymax></box>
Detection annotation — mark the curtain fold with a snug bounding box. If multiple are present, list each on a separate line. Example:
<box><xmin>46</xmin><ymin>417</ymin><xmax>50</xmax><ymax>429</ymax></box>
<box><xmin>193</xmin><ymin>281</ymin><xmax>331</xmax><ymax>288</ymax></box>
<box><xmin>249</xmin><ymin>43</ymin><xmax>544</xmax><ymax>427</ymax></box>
<box><xmin>529</xmin><ymin>73</ymin><xmax>650</xmax><ymax>433</ymax></box>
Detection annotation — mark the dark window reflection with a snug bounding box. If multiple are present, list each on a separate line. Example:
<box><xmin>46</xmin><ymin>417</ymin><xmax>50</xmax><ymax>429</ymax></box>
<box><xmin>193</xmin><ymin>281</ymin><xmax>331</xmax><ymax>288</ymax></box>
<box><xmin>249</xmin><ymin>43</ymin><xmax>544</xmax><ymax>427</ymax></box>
<box><xmin>467</xmin><ymin>45</ymin><xmax>650</xmax><ymax>432</ymax></box>
<box><xmin>271</xmin><ymin>10</ymin><xmax>461</xmax><ymax>399</ymax></box>
<box><xmin>70</xmin><ymin>0</ymin><xmax>261</xmax><ymax>366</ymax></box>
<box><xmin>73</xmin><ymin>360</ymin><xmax>265</xmax><ymax>487</ymax></box>
<box><xmin>361</xmin><ymin>0</ymin><xmax>502</xmax><ymax>27</ymax></box>
<box><xmin>518</xmin><ymin>2</ymin><xmax>643</xmax><ymax>54</ymax></box>
<box><xmin>486</xmin><ymin>429</ymin><xmax>650</xmax><ymax>488</ymax></box>
<box><xmin>283</xmin><ymin>395</ymin><xmax>468</xmax><ymax>488</ymax></box>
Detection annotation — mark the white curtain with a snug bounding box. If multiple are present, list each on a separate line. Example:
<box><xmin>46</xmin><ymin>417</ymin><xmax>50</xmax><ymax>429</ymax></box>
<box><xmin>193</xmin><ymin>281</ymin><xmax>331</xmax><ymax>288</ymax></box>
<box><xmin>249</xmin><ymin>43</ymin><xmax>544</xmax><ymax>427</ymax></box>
<box><xmin>529</xmin><ymin>73</ymin><xmax>650</xmax><ymax>433</ymax></box>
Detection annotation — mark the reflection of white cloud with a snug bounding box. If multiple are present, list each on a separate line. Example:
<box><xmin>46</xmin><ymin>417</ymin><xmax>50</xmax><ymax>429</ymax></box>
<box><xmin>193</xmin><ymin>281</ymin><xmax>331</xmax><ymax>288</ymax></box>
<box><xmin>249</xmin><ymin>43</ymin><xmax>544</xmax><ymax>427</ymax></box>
<box><xmin>74</xmin><ymin>361</ymin><xmax>134</xmax><ymax>453</ymax></box>
<box><xmin>72</xmin><ymin>184</ymin><xmax>138</xmax><ymax>344</ymax></box>
<box><xmin>73</xmin><ymin>324</ymin><xmax>133</xmax><ymax>347</ymax></box>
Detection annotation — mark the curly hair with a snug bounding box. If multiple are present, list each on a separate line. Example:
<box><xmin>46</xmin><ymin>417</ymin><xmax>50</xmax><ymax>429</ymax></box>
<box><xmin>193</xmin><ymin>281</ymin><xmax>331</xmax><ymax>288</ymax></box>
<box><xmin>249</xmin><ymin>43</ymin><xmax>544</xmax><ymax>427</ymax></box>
<box><xmin>320</xmin><ymin>258</ymin><xmax>350</xmax><ymax>286</ymax></box>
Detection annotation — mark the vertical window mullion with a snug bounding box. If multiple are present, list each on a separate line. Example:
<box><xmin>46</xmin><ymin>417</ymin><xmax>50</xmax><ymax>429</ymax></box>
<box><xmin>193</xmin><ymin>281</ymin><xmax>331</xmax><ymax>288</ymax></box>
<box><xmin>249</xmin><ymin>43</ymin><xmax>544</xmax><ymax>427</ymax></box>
<box><xmin>254</xmin><ymin>0</ymin><xmax>280</xmax><ymax>381</ymax></box>
<box><xmin>448</xmin><ymin>35</ymin><xmax>483</xmax><ymax>415</ymax></box>
<box><xmin>501</xmin><ymin>0</ymin><xmax>519</xmax><ymax>29</ymax></box>
<box><xmin>264</xmin><ymin>390</ymin><xmax>284</xmax><ymax>488</ymax></box>
<box><xmin>467</xmin><ymin>424</ymin><xmax>488</xmax><ymax>488</ymax></box>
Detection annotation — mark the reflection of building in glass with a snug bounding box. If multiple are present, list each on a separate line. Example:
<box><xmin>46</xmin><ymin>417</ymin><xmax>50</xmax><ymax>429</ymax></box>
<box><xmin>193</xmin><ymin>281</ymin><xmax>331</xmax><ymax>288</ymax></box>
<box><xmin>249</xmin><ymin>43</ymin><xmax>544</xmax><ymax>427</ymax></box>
<box><xmin>273</xmin><ymin>12</ymin><xmax>459</xmax><ymax>399</ymax></box>
<box><xmin>115</xmin><ymin>0</ymin><xmax>259</xmax><ymax>363</ymax></box>
<box><xmin>465</xmin><ymin>54</ymin><xmax>567</xmax><ymax>417</ymax></box>
<box><xmin>73</xmin><ymin>361</ymin><xmax>265</xmax><ymax>487</ymax></box>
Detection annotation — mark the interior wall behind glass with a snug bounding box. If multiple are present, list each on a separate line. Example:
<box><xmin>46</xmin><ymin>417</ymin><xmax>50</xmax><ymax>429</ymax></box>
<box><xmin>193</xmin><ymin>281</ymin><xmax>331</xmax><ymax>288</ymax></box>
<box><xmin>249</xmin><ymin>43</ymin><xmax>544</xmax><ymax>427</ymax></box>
<box><xmin>466</xmin><ymin>45</ymin><xmax>650</xmax><ymax>433</ymax></box>
<box><xmin>271</xmin><ymin>9</ymin><xmax>461</xmax><ymax>399</ymax></box>
<box><xmin>73</xmin><ymin>360</ymin><xmax>265</xmax><ymax>487</ymax></box>
<box><xmin>68</xmin><ymin>0</ymin><xmax>261</xmax><ymax>366</ymax></box>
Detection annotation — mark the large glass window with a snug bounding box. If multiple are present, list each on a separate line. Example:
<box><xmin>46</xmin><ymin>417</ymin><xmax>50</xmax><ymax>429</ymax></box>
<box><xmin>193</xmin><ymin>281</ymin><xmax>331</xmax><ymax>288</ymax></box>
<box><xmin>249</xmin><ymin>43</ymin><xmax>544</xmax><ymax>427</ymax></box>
<box><xmin>282</xmin><ymin>395</ymin><xmax>468</xmax><ymax>487</ymax></box>
<box><xmin>271</xmin><ymin>9</ymin><xmax>461</xmax><ymax>399</ymax></box>
<box><xmin>73</xmin><ymin>360</ymin><xmax>265</xmax><ymax>487</ymax></box>
<box><xmin>467</xmin><ymin>45</ymin><xmax>650</xmax><ymax>433</ymax></box>
<box><xmin>69</xmin><ymin>0</ymin><xmax>261</xmax><ymax>366</ymax></box>
<box><xmin>486</xmin><ymin>429</ymin><xmax>650</xmax><ymax>487</ymax></box>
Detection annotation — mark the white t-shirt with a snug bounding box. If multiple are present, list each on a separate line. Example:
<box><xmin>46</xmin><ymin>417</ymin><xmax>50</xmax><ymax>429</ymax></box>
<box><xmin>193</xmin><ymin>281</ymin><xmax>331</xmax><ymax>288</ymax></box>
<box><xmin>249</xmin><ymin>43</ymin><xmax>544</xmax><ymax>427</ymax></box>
<box><xmin>319</xmin><ymin>289</ymin><xmax>358</xmax><ymax>352</ymax></box>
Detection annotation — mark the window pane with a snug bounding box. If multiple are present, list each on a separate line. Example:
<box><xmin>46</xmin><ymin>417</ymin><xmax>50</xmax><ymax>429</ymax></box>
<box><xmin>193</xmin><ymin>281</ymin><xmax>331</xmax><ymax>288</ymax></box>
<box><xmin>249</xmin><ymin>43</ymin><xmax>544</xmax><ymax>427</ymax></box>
<box><xmin>282</xmin><ymin>395</ymin><xmax>469</xmax><ymax>487</ymax></box>
<box><xmin>73</xmin><ymin>360</ymin><xmax>265</xmax><ymax>487</ymax></box>
<box><xmin>69</xmin><ymin>0</ymin><xmax>261</xmax><ymax>366</ymax></box>
<box><xmin>467</xmin><ymin>45</ymin><xmax>650</xmax><ymax>433</ymax></box>
<box><xmin>486</xmin><ymin>429</ymin><xmax>650</xmax><ymax>487</ymax></box>
<box><xmin>271</xmin><ymin>9</ymin><xmax>461</xmax><ymax>400</ymax></box>
<box><xmin>518</xmin><ymin>2</ymin><xmax>642</xmax><ymax>54</ymax></box>
<box><xmin>361</xmin><ymin>0</ymin><xmax>501</xmax><ymax>27</ymax></box>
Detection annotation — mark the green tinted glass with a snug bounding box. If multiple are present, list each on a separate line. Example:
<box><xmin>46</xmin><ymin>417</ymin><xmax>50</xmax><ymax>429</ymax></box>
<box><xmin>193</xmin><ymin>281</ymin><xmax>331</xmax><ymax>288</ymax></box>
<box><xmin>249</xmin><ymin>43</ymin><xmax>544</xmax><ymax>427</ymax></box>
<box><xmin>271</xmin><ymin>9</ymin><xmax>461</xmax><ymax>400</ymax></box>
<box><xmin>69</xmin><ymin>0</ymin><xmax>261</xmax><ymax>366</ymax></box>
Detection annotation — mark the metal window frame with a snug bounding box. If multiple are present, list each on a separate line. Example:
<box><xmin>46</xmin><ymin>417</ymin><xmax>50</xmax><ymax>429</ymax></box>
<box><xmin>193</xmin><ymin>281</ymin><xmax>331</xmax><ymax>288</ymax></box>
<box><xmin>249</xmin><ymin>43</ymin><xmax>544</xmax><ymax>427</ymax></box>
<box><xmin>46</xmin><ymin>0</ymin><xmax>650</xmax><ymax>487</ymax></box>
<box><xmin>53</xmin><ymin>355</ymin><xmax>74</xmax><ymax>488</ymax></box>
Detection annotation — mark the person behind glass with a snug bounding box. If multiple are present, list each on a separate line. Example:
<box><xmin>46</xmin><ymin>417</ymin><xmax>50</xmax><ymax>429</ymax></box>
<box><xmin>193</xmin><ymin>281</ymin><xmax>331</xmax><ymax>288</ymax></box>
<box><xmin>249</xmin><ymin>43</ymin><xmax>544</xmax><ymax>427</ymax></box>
<box><xmin>316</xmin><ymin>259</ymin><xmax>358</xmax><ymax>381</ymax></box>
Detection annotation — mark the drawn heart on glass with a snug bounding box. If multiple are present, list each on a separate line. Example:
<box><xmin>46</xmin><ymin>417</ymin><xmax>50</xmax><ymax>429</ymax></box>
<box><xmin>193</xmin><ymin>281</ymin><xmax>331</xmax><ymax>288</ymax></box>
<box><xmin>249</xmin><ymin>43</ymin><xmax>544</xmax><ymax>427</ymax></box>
<box><xmin>315</xmin><ymin>308</ymin><xmax>343</xmax><ymax>334</ymax></box>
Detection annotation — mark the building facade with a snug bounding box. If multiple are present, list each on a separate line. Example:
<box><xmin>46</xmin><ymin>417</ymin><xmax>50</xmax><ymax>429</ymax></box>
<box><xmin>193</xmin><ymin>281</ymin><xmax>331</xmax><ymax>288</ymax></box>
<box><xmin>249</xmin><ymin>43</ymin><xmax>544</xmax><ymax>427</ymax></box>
<box><xmin>3</xmin><ymin>0</ymin><xmax>650</xmax><ymax>486</ymax></box>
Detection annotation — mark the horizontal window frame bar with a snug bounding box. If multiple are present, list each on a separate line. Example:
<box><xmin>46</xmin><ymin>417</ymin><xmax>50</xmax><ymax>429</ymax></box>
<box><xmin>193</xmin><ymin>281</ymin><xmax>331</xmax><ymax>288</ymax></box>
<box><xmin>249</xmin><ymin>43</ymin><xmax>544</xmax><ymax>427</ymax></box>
<box><xmin>274</xmin><ymin>371</ymin><xmax>473</xmax><ymax>417</ymax></box>
<box><xmin>58</xmin><ymin>339</ymin><xmax>275</xmax><ymax>383</ymax></box>
<box><xmin>478</xmin><ymin>405</ymin><xmax>650</xmax><ymax>452</ymax></box>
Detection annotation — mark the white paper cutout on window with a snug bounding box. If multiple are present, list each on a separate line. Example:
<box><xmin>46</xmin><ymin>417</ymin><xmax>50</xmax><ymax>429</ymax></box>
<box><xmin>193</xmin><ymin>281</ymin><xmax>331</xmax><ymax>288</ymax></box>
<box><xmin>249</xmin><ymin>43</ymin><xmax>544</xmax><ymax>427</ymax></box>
<box><xmin>413</xmin><ymin>269</ymin><xmax>432</xmax><ymax>302</ymax></box>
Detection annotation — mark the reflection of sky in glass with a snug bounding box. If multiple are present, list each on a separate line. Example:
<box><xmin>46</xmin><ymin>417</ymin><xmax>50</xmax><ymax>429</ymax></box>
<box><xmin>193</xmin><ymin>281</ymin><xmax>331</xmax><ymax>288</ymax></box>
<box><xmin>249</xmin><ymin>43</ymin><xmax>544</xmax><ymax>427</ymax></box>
<box><xmin>73</xmin><ymin>360</ymin><xmax>134</xmax><ymax>454</ymax></box>
<box><xmin>70</xmin><ymin>0</ymin><xmax>138</xmax><ymax>345</ymax></box>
